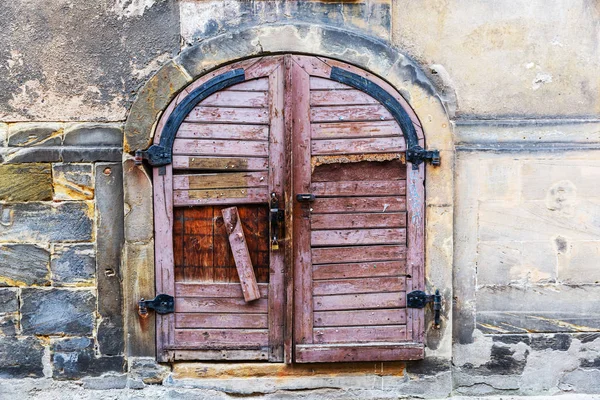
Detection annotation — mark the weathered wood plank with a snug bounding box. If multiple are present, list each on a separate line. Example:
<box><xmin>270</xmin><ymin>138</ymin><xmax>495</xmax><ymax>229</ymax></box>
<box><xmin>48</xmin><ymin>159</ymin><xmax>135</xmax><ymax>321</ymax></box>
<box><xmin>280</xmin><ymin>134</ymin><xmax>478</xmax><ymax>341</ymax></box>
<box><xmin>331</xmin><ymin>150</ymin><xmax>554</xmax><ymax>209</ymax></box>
<box><xmin>311</xmin><ymin>228</ymin><xmax>406</xmax><ymax>246</ymax></box>
<box><xmin>201</xmin><ymin>91</ymin><xmax>268</xmax><ymax>107</ymax></box>
<box><xmin>311</xmin><ymin>105</ymin><xmax>393</xmax><ymax>123</ymax></box>
<box><xmin>224</xmin><ymin>78</ymin><xmax>269</xmax><ymax>91</ymax></box>
<box><xmin>173</xmin><ymin>187</ymin><xmax>269</xmax><ymax>206</ymax></box>
<box><xmin>172</xmin><ymin>139</ymin><xmax>268</xmax><ymax>157</ymax></box>
<box><xmin>176</xmin><ymin>123</ymin><xmax>269</xmax><ymax>141</ymax></box>
<box><xmin>310</xmin><ymin>180</ymin><xmax>406</xmax><ymax>197</ymax></box>
<box><xmin>176</xmin><ymin>297</ymin><xmax>268</xmax><ymax>313</ymax></box>
<box><xmin>314</xmin><ymin>325</ymin><xmax>407</xmax><ymax>344</ymax></box>
<box><xmin>173</xmin><ymin>172</ymin><xmax>268</xmax><ymax>190</ymax></box>
<box><xmin>172</xmin><ymin>156</ymin><xmax>268</xmax><ymax>171</ymax></box>
<box><xmin>222</xmin><ymin>207</ymin><xmax>261</xmax><ymax>302</ymax></box>
<box><xmin>174</xmin><ymin>329</ymin><xmax>269</xmax><ymax>347</ymax></box>
<box><xmin>311</xmin><ymin>212</ymin><xmax>406</xmax><ymax>230</ymax></box>
<box><xmin>312</xmin><ymin>137</ymin><xmax>406</xmax><ymax>155</ymax></box>
<box><xmin>311</xmin><ymin>121</ymin><xmax>402</xmax><ymax>139</ymax></box>
<box><xmin>310</xmin><ymin>77</ymin><xmax>351</xmax><ymax>90</ymax></box>
<box><xmin>313</xmin><ymin>260</ymin><xmax>406</xmax><ymax>280</ymax></box>
<box><xmin>175</xmin><ymin>313</ymin><xmax>268</xmax><ymax>329</ymax></box>
<box><xmin>312</xmin><ymin>160</ymin><xmax>406</xmax><ymax>182</ymax></box>
<box><xmin>174</xmin><ymin>349</ymin><xmax>269</xmax><ymax>361</ymax></box>
<box><xmin>185</xmin><ymin>107</ymin><xmax>269</xmax><ymax>124</ymax></box>
<box><xmin>310</xmin><ymin>89</ymin><xmax>378</xmax><ymax>106</ymax></box>
<box><xmin>313</xmin><ymin>277</ymin><xmax>406</xmax><ymax>296</ymax></box>
<box><xmin>312</xmin><ymin>245</ymin><xmax>406</xmax><ymax>265</ymax></box>
<box><xmin>311</xmin><ymin>196</ymin><xmax>406</xmax><ymax>214</ymax></box>
<box><xmin>314</xmin><ymin>309</ymin><xmax>407</xmax><ymax>327</ymax></box>
<box><xmin>175</xmin><ymin>283</ymin><xmax>269</xmax><ymax>298</ymax></box>
<box><xmin>295</xmin><ymin>343</ymin><xmax>424</xmax><ymax>363</ymax></box>
<box><xmin>313</xmin><ymin>292</ymin><xmax>406</xmax><ymax>311</ymax></box>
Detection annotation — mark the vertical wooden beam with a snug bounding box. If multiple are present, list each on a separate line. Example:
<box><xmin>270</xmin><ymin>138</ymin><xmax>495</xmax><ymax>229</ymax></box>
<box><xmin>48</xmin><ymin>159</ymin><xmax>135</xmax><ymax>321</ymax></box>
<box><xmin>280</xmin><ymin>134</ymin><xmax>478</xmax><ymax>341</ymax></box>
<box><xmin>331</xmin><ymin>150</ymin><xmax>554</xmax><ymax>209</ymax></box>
<box><xmin>221</xmin><ymin>206</ymin><xmax>261</xmax><ymax>302</ymax></box>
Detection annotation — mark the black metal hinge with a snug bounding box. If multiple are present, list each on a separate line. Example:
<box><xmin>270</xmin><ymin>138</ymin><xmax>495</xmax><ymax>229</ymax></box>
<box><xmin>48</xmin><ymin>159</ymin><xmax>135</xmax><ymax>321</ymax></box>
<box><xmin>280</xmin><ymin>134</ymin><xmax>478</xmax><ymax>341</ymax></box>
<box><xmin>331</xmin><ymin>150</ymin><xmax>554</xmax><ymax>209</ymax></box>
<box><xmin>406</xmin><ymin>146</ymin><xmax>441</xmax><ymax>169</ymax></box>
<box><xmin>138</xmin><ymin>294</ymin><xmax>175</xmax><ymax>317</ymax></box>
<box><xmin>134</xmin><ymin>146</ymin><xmax>171</xmax><ymax>167</ymax></box>
<box><xmin>407</xmin><ymin>289</ymin><xmax>442</xmax><ymax>328</ymax></box>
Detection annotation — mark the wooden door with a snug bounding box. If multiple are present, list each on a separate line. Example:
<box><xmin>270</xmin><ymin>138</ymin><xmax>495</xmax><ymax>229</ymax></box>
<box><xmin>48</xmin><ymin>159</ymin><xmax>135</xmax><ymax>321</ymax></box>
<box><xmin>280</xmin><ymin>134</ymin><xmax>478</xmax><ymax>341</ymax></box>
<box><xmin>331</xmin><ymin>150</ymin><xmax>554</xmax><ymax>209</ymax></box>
<box><xmin>152</xmin><ymin>55</ymin><xmax>426</xmax><ymax>363</ymax></box>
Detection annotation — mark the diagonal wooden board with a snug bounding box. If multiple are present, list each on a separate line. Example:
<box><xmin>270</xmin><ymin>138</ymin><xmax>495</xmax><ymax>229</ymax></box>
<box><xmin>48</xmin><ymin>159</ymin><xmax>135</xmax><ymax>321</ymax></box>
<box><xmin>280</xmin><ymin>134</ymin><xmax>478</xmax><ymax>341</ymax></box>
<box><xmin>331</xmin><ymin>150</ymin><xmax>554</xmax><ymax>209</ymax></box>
<box><xmin>221</xmin><ymin>206</ymin><xmax>262</xmax><ymax>302</ymax></box>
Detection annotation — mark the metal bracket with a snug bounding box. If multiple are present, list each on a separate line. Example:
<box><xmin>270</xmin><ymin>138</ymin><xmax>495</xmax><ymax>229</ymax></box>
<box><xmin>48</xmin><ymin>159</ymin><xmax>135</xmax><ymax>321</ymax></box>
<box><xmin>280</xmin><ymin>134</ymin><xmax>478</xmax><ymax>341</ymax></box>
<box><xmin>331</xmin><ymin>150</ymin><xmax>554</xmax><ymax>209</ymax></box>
<box><xmin>406</xmin><ymin>146</ymin><xmax>441</xmax><ymax>169</ymax></box>
<box><xmin>296</xmin><ymin>193</ymin><xmax>316</xmax><ymax>203</ymax></box>
<box><xmin>138</xmin><ymin>294</ymin><xmax>175</xmax><ymax>317</ymax></box>
<box><xmin>134</xmin><ymin>146</ymin><xmax>171</xmax><ymax>167</ymax></box>
<box><xmin>407</xmin><ymin>289</ymin><xmax>442</xmax><ymax>328</ymax></box>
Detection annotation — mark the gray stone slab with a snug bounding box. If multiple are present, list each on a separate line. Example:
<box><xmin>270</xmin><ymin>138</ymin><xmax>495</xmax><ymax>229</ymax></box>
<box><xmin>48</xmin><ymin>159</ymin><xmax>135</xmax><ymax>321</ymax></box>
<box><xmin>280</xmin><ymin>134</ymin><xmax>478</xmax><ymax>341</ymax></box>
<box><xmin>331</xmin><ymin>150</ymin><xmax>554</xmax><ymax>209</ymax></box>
<box><xmin>7</xmin><ymin>123</ymin><xmax>63</xmax><ymax>147</ymax></box>
<box><xmin>21</xmin><ymin>289</ymin><xmax>96</xmax><ymax>335</ymax></box>
<box><xmin>0</xmin><ymin>244</ymin><xmax>50</xmax><ymax>286</ymax></box>
<box><xmin>60</xmin><ymin>147</ymin><xmax>122</xmax><ymax>163</ymax></box>
<box><xmin>51</xmin><ymin>337</ymin><xmax>125</xmax><ymax>380</ymax></box>
<box><xmin>0</xmin><ymin>202</ymin><xmax>93</xmax><ymax>243</ymax></box>
<box><xmin>0</xmin><ymin>336</ymin><xmax>44</xmax><ymax>378</ymax></box>
<box><xmin>52</xmin><ymin>163</ymin><xmax>94</xmax><ymax>200</ymax></box>
<box><xmin>0</xmin><ymin>288</ymin><xmax>17</xmax><ymax>313</ymax></box>
<box><xmin>95</xmin><ymin>163</ymin><xmax>125</xmax><ymax>356</ymax></box>
<box><xmin>63</xmin><ymin>123</ymin><xmax>123</xmax><ymax>147</ymax></box>
<box><xmin>51</xmin><ymin>244</ymin><xmax>96</xmax><ymax>285</ymax></box>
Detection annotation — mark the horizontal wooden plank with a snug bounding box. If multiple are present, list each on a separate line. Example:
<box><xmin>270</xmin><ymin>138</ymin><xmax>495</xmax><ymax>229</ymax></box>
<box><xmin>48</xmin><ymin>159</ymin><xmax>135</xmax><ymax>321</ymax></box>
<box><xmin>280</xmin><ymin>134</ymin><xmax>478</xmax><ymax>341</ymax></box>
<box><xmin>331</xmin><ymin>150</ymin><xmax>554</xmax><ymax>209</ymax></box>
<box><xmin>174</xmin><ymin>349</ymin><xmax>269</xmax><ymax>361</ymax></box>
<box><xmin>314</xmin><ymin>309</ymin><xmax>407</xmax><ymax>327</ymax></box>
<box><xmin>295</xmin><ymin>343</ymin><xmax>424</xmax><ymax>363</ymax></box>
<box><xmin>313</xmin><ymin>277</ymin><xmax>406</xmax><ymax>296</ymax></box>
<box><xmin>172</xmin><ymin>156</ymin><xmax>268</xmax><ymax>171</ymax></box>
<box><xmin>313</xmin><ymin>292</ymin><xmax>406</xmax><ymax>311</ymax></box>
<box><xmin>312</xmin><ymin>245</ymin><xmax>406</xmax><ymax>264</ymax></box>
<box><xmin>201</xmin><ymin>91</ymin><xmax>268</xmax><ymax>107</ymax></box>
<box><xmin>173</xmin><ymin>139</ymin><xmax>268</xmax><ymax>157</ymax></box>
<box><xmin>176</xmin><ymin>297</ymin><xmax>269</xmax><ymax>313</ymax></box>
<box><xmin>311</xmin><ymin>105</ymin><xmax>393</xmax><ymax>123</ymax></box>
<box><xmin>310</xmin><ymin>89</ymin><xmax>378</xmax><ymax>106</ymax></box>
<box><xmin>176</xmin><ymin>124</ymin><xmax>269</xmax><ymax>141</ymax></box>
<box><xmin>176</xmin><ymin>313</ymin><xmax>268</xmax><ymax>329</ymax></box>
<box><xmin>313</xmin><ymin>260</ymin><xmax>406</xmax><ymax>280</ymax></box>
<box><xmin>173</xmin><ymin>172</ymin><xmax>268</xmax><ymax>190</ymax></box>
<box><xmin>174</xmin><ymin>329</ymin><xmax>269</xmax><ymax>347</ymax></box>
<box><xmin>225</xmin><ymin>79</ymin><xmax>269</xmax><ymax>91</ymax></box>
<box><xmin>312</xmin><ymin>121</ymin><xmax>402</xmax><ymax>140</ymax></box>
<box><xmin>310</xmin><ymin>180</ymin><xmax>405</xmax><ymax>197</ymax></box>
<box><xmin>311</xmin><ymin>228</ymin><xmax>406</xmax><ymax>246</ymax></box>
<box><xmin>311</xmin><ymin>197</ymin><xmax>406</xmax><ymax>214</ymax></box>
<box><xmin>175</xmin><ymin>283</ymin><xmax>269</xmax><ymax>298</ymax></box>
<box><xmin>312</xmin><ymin>160</ymin><xmax>406</xmax><ymax>182</ymax></box>
<box><xmin>312</xmin><ymin>137</ymin><xmax>405</xmax><ymax>155</ymax></box>
<box><xmin>185</xmin><ymin>107</ymin><xmax>269</xmax><ymax>124</ymax></box>
<box><xmin>314</xmin><ymin>325</ymin><xmax>407</xmax><ymax>344</ymax></box>
<box><xmin>311</xmin><ymin>212</ymin><xmax>406</xmax><ymax>230</ymax></box>
<box><xmin>173</xmin><ymin>187</ymin><xmax>269</xmax><ymax>206</ymax></box>
<box><xmin>310</xmin><ymin>77</ymin><xmax>351</xmax><ymax>90</ymax></box>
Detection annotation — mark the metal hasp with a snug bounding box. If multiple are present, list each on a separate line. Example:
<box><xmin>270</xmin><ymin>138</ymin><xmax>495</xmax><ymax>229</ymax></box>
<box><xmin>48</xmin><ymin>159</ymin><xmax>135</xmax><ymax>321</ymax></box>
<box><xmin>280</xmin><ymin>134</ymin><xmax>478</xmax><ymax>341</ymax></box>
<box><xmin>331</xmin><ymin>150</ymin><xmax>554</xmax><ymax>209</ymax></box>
<box><xmin>406</xmin><ymin>146</ymin><xmax>441</xmax><ymax>168</ymax></box>
<box><xmin>138</xmin><ymin>294</ymin><xmax>175</xmax><ymax>317</ymax></box>
<box><xmin>296</xmin><ymin>193</ymin><xmax>316</xmax><ymax>203</ymax></box>
<box><xmin>270</xmin><ymin>192</ymin><xmax>284</xmax><ymax>251</ymax></box>
<box><xmin>407</xmin><ymin>289</ymin><xmax>442</xmax><ymax>328</ymax></box>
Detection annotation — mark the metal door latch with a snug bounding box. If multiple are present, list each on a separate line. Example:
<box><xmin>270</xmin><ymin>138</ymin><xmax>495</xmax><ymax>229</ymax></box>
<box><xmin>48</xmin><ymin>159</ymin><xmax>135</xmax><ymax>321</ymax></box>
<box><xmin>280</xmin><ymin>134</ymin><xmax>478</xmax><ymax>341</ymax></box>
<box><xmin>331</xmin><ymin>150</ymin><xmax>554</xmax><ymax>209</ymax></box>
<box><xmin>138</xmin><ymin>294</ymin><xmax>175</xmax><ymax>317</ymax></box>
<box><xmin>296</xmin><ymin>193</ymin><xmax>316</xmax><ymax>202</ymax></box>
<box><xmin>270</xmin><ymin>193</ymin><xmax>284</xmax><ymax>251</ymax></box>
<box><xmin>407</xmin><ymin>289</ymin><xmax>442</xmax><ymax>328</ymax></box>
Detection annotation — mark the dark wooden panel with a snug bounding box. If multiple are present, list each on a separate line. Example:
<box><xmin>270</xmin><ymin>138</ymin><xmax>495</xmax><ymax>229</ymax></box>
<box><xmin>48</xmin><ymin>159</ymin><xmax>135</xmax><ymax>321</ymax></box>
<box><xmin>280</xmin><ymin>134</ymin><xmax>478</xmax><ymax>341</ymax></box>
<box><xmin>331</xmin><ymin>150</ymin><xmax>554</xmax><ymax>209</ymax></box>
<box><xmin>314</xmin><ymin>325</ymin><xmax>406</xmax><ymax>344</ymax></box>
<box><xmin>295</xmin><ymin>343</ymin><xmax>424</xmax><ymax>363</ymax></box>
<box><xmin>314</xmin><ymin>309</ymin><xmax>407</xmax><ymax>327</ymax></box>
<box><xmin>311</xmin><ymin>228</ymin><xmax>406</xmax><ymax>246</ymax></box>
<box><xmin>313</xmin><ymin>292</ymin><xmax>406</xmax><ymax>311</ymax></box>
<box><xmin>173</xmin><ymin>187</ymin><xmax>270</xmax><ymax>206</ymax></box>
<box><xmin>172</xmin><ymin>139</ymin><xmax>268</xmax><ymax>157</ymax></box>
<box><xmin>310</xmin><ymin>89</ymin><xmax>378</xmax><ymax>106</ymax></box>
<box><xmin>313</xmin><ymin>277</ymin><xmax>406</xmax><ymax>296</ymax></box>
<box><xmin>176</xmin><ymin>297</ymin><xmax>269</xmax><ymax>313</ymax></box>
<box><xmin>201</xmin><ymin>91</ymin><xmax>268</xmax><ymax>107</ymax></box>
<box><xmin>180</xmin><ymin>207</ymin><xmax>214</xmax><ymax>281</ymax></box>
<box><xmin>176</xmin><ymin>123</ymin><xmax>269</xmax><ymax>140</ymax></box>
<box><xmin>311</xmin><ymin>121</ymin><xmax>402</xmax><ymax>140</ymax></box>
<box><xmin>312</xmin><ymin>160</ymin><xmax>406</xmax><ymax>182</ymax></box>
<box><xmin>312</xmin><ymin>260</ymin><xmax>406</xmax><ymax>280</ymax></box>
<box><xmin>174</xmin><ymin>172</ymin><xmax>268</xmax><ymax>190</ymax></box>
<box><xmin>174</xmin><ymin>329</ymin><xmax>269</xmax><ymax>347</ymax></box>
<box><xmin>311</xmin><ymin>212</ymin><xmax>406</xmax><ymax>230</ymax></box>
<box><xmin>185</xmin><ymin>107</ymin><xmax>269</xmax><ymax>124</ymax></box>
<box><xmin>311</xmin><ymin>197</ymin><xmax>406</xmax><ymax>214</ymax></box>
<box><xmin>310</xmin><ymin>180</ymin><xmax>405</xmax><ymax>197</ymax></box>
<box><xmin>176</xmin><ymin>313</ymin><xmax>268</xmax><ymax>329</ymax></box>
<box><xmin>172</xmin><ymin>156</ymin><xmax>269</xmax><ymax>171</ymax></box>
<box><xmin>312</xmin><ymin>245</ymin><xmax>406</xmax><ymax>265</ymax></box>
<box><xmin>311</xmin><ymin>105</ymin><xmax>393</xmax><ymax>123</ymax></box>
<box><xmin>312</xmin><ymin>137</ymin><xmax>405</xmax><ymax>155</ymax></box>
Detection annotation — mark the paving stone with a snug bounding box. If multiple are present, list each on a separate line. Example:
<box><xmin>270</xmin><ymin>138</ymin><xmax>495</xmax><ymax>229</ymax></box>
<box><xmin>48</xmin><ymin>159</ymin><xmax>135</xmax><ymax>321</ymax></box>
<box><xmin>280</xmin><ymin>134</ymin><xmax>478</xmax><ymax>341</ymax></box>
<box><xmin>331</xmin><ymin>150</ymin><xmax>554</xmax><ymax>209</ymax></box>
<box><xmin>0</xmin><ymin>202</ymin><xmax>93</xmax><ymax>243</ymax></box>
<box><xmin>51</xmin><ymin>244</ymin><xmax>96</xmax><ymax>285</ymax></box>
<box><xmin>0</xmin><ymin>164</ymin><xmax>53</xmax><ymax>201</ymax></box>
<box><xmin>0</xmin><ymin>244</ymin><xmax>50</xmax><ymax>286</ymax></box>
<box><xmin>52</xmin><ymin>163</ymin><xmax>94</xmax><ymax>200</ymax></box>
<box><xmin>63</xmin><ymin>123</ymin><xmax>123</xmax><ymax>147</ymax></box>
<box><xmin>7</xmin><ymin>123</ymin><xmax>63</xmax><ymax>147</ymax></box>
<box><xmin>52</xmin><ymin>337</ymin><xmax>125</xmax><ymax>380</ymax></box>
<box><xmin>0</xmin><ymin>336</ymin><xmax>44</xmax><ymax>378</ymax></box>
<box><xmin>21</xmin><ymin>289</ymin><xmax>96</xmax><ymax>335</ymax></box>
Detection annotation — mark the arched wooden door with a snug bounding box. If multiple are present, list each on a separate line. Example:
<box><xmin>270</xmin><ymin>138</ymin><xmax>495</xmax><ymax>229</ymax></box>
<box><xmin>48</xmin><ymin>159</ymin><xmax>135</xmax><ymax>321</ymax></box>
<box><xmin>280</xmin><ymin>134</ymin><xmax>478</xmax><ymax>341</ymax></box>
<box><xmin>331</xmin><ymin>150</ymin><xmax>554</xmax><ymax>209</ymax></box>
<box><xmin>147</xmin><ymin>55</ymin><xmax>432</xmax><ymax>363</ymax></box>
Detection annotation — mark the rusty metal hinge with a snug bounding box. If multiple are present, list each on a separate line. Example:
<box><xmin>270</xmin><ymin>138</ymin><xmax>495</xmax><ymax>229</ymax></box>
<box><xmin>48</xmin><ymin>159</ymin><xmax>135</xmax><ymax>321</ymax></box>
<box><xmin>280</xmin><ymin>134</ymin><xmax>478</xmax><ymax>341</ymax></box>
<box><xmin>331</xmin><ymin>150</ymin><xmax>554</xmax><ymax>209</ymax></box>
<box><xmin>138</xmin><ymin>294</ymin><xmax>174</xmax><ymax>317</ymax></box>
<box><xmin>407</xmin><ymin>289</ymin><xmax>442</xmax><ymax>328</ymax></box>
<box><xmin>406</xmin><ymin>146</ymin><xmax>441</xmax><ymax>169</ymax></box>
